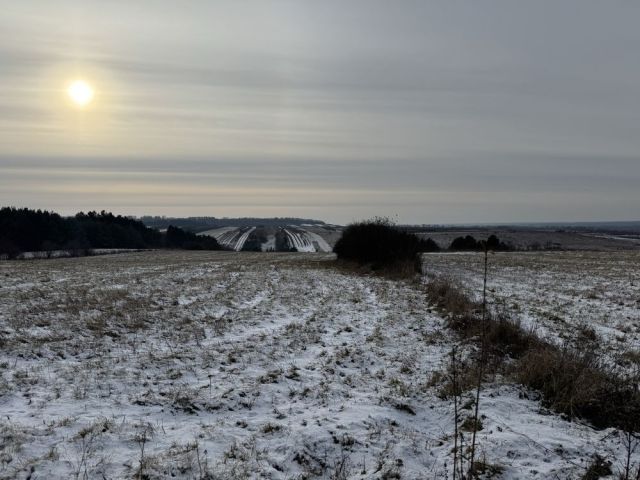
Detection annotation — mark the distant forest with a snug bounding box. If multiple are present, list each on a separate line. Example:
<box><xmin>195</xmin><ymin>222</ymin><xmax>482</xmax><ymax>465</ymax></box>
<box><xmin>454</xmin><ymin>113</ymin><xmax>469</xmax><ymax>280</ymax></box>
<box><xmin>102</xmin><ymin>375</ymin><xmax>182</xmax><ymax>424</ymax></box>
<box><xmin>141</xmin><ymin>216</ymin><xmax>326</xmax><ymax>232</ymax></box>
<box><xmin>0</xmin><ymin>207</ymin><xmax>221</xmax><ymax>259</ymax></box>
<box><xmin>448</xmin><ymin>234</ymin><xmax>512</xmax><ymax>251</ymax></box>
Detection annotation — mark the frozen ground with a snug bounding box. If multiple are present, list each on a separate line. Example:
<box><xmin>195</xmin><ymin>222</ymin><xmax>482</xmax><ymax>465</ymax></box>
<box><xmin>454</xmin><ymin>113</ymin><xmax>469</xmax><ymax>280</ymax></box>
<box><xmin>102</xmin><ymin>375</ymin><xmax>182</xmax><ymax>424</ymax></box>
<box><xmin>0</xmin><ymin>251</ymin><xmax>637</xmax><ymax>479</ymax></box>
<box><xmin>422</xmin><ymin>251</ymin><xmax>640</xmax><ymax>370</ymax></box>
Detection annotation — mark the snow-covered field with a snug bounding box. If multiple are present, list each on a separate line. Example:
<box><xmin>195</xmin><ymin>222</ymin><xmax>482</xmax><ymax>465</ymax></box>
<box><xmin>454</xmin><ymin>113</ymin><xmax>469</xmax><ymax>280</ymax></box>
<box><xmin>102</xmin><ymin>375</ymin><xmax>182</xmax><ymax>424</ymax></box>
<box><xmin>199</xmin><ymin>227</ymin><xmax>256</xmax><ymax>251</ymax></box>
<box><xmin>0</xmin><ymin>251</ymin><xmax>637</xmax><ymax>479</ymax></box>
<box><xmin>422</xmin><ymin>251</ymin><xmax>640</xmax><ymax>370</ymax></box>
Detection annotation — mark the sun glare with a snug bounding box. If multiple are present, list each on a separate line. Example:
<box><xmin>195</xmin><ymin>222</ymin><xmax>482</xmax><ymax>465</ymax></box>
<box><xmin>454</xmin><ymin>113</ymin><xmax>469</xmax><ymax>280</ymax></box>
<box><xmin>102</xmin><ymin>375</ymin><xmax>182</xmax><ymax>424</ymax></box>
<box><xmin>67</xmin><ymin>80</ymin><xmax>94</xmax><ymax>107</ymax></box>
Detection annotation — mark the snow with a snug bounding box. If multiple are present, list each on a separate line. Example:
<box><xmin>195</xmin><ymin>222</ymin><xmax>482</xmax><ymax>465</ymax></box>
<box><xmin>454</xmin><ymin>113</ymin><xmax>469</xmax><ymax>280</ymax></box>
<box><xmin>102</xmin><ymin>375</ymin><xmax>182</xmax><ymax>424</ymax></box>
<box><xmin>234</xmin><ymin>227</ymin><xmax>255</xmax><ymax>252</ymax></box>
<box><xmin>283</xmin><ymin>228</ymin><xmax>332</xmax><ymax>253</ymax></box>
<box><xmin>284</xmin><ymin>229</ymin><xmax>316</xmax><ymax>253</ymax></box>
<box><xmin>261</xmin><ymin>234</ymin><xmax>276</xmax><ymax>252</ymax></box>
<box><xmin>0</xmin><ymin>251</ymin><xmax>637</xmax><ymax>479</ymax></box>
<box><xmin>302</xmin><ymin>230</ymin><xmax>333</xmax><ymax>253</ymax></box>
<box><xmin>199</xmin><ymin>227</ymin><xmax>255</xmax><ymax>251</ymax></box>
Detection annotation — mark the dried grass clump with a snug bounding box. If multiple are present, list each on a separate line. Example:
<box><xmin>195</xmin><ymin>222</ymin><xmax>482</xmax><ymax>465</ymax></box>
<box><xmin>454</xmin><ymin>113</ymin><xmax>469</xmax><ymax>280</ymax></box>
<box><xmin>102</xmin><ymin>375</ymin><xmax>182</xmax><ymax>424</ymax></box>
<box><xmin>581</xmin><ymin>454</ymin><xmax>612</xmax><ymax>480</ymax></box>
<box><xmin>516</xmin><ymin>347</ymin><xmax>640</xmax><ymax>431</ymax></box>
<box><xmin>483</xmin><ymin>316</ymin><xmax>542</xmax><ymax>359</ymax></box>
<box><xmin>425</xmin><ymin>278</ymin><xmax>479</xmax><ymax>320</ymax></box>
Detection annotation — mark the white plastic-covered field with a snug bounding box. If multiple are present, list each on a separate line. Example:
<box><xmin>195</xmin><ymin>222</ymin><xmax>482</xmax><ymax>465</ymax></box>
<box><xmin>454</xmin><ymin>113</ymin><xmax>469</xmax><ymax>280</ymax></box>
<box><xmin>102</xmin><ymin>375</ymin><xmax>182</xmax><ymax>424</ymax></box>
<box><xmin>199</xmin><ymin>226</ymin><xmax>334</xmax><ymax>252</ymax></box>
<box><xmin>198</xmin><ymin>227</ymin><xmax>256</xmax><ymax>251</ymax></box>
<box><xmin>283</xmin><ymin>228</ymin><xmax>332</xmax><ymax>253</ymax></box>
<box><xmin>291</xmin><ymin>228</ymin><xmax>333</xmax><ymax>253</ymax></box>
<box><xmin>0</xmin><ymin>251</ymin><xmax>637</xmax><ymax>479</ymax></box>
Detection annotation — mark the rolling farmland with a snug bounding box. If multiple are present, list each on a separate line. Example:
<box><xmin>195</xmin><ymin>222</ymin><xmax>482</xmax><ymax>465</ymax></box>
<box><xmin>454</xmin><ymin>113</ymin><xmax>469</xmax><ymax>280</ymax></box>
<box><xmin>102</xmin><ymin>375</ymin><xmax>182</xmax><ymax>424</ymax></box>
<box><xmin>1</xmin><ymin>250</ymin><xmax>638</xmax><ymax>478</ymax></box>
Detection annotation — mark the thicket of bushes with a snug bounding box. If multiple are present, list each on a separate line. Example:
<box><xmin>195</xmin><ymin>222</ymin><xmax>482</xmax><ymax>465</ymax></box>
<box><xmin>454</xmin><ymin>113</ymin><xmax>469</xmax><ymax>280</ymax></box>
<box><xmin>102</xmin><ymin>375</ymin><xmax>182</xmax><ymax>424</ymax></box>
<box><xmin>333</xmin><ymin>218</ymin><xmax>439</xmax><ymax>268</ymax></box>
<box><xmin>449</xmin><ymin>234</ymin><xmax>511</xmax><ymax>251</ymax></box>
<box><xmin>0</xmin><ymin>207</ymin><xmax>221</xmax><ymax>258</ymax></box>
<box><xmin>332</xmin><ymin>219</ymin><xmax>517</xmax><ymax>270</ymax></box>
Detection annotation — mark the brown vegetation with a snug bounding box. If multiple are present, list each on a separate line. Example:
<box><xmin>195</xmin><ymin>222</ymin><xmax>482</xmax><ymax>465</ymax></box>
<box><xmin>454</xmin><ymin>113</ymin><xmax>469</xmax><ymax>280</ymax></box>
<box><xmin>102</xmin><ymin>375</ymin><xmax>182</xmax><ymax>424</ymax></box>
<box><xmin>426</xmin><ymin>277</ymin><xmax>640</xmax><ymax>433</ymax></box>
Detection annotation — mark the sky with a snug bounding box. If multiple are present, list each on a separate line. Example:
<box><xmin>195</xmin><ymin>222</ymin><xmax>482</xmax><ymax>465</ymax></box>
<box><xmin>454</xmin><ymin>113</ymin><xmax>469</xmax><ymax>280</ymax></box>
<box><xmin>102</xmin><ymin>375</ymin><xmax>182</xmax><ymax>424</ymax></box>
<box><xmin>1</xmin><ymin>1</ymin><xmax>639</xmax><ymax>224</ymax></box>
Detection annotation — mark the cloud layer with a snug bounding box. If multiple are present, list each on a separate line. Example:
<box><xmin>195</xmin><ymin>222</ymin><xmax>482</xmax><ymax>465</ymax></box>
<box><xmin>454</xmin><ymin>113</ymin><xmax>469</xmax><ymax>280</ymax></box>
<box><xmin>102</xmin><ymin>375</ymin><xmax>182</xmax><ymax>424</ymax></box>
<box><xmin>1</xmin><ymin>1</ymin><xmax>639</xmax><ymax>223</ymax></box>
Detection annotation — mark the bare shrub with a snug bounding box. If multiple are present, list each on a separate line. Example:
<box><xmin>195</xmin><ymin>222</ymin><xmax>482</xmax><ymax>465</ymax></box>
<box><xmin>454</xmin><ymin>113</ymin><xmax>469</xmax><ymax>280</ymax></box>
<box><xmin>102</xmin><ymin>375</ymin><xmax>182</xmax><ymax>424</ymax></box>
<box><xmin>333</xmin><ymin>218</ymin><xmax>438</xmax><ymax>279</ymax></box>
<box><xmin>67</xmin><ymin>423</ymin><xmax>108</xmax><ymax>480</ymax></box>
<box><xmin>133</xmin><ymin>422</ymin><xmax>154</xmax><ymax>480</ymax></box>
<box><xmin>581</xmin><ymin>454</ymin><xmax>612</xmax><ymax>480</ymax></box>
<box><xmin>334</xmin><ymin>218</ymin><xmax>439</xmax><ymax>266</ymax></box>
<box><xmin>438</xmin><ymin>358</ymin><xmax>478</xmax><ymax>400</ymax></box>
<box><xmin>469</xmin><ymin>459</ymin><xmax>504</xmax><ymax>478</ymax></box>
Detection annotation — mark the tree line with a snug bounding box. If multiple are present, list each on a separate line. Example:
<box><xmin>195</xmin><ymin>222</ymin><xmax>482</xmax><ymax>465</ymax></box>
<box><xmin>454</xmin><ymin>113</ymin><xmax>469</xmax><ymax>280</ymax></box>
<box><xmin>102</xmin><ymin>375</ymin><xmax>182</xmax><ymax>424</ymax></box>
<box><xmin>334</xmin><ymin>219</ymin><xmax>514</xmax><ymax>270</ymax></box>
<box><xmin>141</xmin><ymin>216</ymin><xmax>326</xmax><ymax>231</ymax></box>
<box><xmin>0</xmin><ymin>207</ymin><xmax>221</xmax><ymax>259</ymax></box>
<box><xmin>448</xmin><ymin>234</ymin><xmax>512</xmax><ymax>251</ymax></box>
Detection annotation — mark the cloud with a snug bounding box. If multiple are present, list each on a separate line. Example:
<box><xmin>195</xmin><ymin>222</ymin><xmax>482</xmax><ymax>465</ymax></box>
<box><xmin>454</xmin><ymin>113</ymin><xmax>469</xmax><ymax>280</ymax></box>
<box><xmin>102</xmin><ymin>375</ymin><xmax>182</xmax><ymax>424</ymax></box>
<box><xmin>1</xmin><ymin>1</ymin><xmax>639</xmax><ymax>221</ymax></box>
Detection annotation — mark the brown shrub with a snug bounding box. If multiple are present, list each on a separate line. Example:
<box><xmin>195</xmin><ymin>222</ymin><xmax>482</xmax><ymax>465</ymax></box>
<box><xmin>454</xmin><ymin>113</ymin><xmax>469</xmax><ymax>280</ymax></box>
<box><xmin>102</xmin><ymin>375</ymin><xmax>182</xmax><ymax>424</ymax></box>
<box><xmin>581</xmin><ymin>455</ymin><xmax>612</xmax><ymax>480</ymax></box>
<box><xmin>437</xmin><ymin>360</ymin><xmax>479</xmax><ymax>400</ymax></box>
<box><xmin>484</xmin><ymin>316</ymin><xmax>542</xmax><ymax>359</ymax></box>
<box><xmin>516</xmin><ymin>347</ymin><xmax>640</xmax><ymax>430</ymax></box>
<box><xmin>425</xmin><ymin>278</ymin><xmax>479</xmax><ymax>319</ymax></box>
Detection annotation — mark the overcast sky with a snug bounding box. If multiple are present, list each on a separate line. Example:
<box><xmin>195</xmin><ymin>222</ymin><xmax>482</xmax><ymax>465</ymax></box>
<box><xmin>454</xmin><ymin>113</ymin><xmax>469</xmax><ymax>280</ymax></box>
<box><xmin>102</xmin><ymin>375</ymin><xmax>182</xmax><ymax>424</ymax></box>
<box><xmin>1</xmin><ymin>1</ymin><xmax>639</xmax><ymax>224</ymax></box>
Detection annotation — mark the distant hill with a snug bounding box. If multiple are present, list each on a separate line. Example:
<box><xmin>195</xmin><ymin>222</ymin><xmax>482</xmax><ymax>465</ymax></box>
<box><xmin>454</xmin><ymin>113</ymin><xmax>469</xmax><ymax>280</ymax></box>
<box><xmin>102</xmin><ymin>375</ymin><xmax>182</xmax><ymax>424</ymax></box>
<box><xmin>404</xmin><ymin>221</ymin><xmax>640</xmax><ymax>235</ymax></box>
<box><xmin>140</xmin><ymin>216</ymin><xmax>327</xmax><ymax>232</ymax></box>
<box><xmin>510</xmin><ymin>221</ymin><xmax>640</xmax><ymax>234</ymax></box>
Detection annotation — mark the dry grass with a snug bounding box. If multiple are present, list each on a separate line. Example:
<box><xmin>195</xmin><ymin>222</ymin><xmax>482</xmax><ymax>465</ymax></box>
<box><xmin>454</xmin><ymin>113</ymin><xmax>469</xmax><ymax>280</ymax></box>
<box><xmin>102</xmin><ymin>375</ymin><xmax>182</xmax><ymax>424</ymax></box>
<box><xmin>516</xmin><ymin>347</ymin><xmax>640</xmax><ymax>431</ymax></box>
<box><xmin>331</xmin><ymin>258</ymin><xmax>420</xmax><ymax>281</ymax></box>
<box><xmin>425</xmin><ymin>277</ymin><xmax>479</xmax><ymax>318</ymax></box>
<box><xmin>425</xmin><ymin>277</ymin><xmax>640</xmax><ymax>432</ymax></box>
<box><xmin>581</xmin><ymin>455</ymin><xmax>612</xmax><ymax>480</ymax></box>
<box><xmin>422</xmin><ymin>250</ymin><xmax>640</xmax><ymax>367</ymax></box>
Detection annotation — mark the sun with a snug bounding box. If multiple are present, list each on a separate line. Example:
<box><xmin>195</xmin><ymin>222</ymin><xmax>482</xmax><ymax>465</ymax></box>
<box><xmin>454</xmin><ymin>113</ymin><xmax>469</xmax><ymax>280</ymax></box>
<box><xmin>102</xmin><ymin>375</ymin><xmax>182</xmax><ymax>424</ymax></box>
<box><xmin>67</xmin><ymin>80</ymin><xmax>94</xmax><ymax>107</ymax></box>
